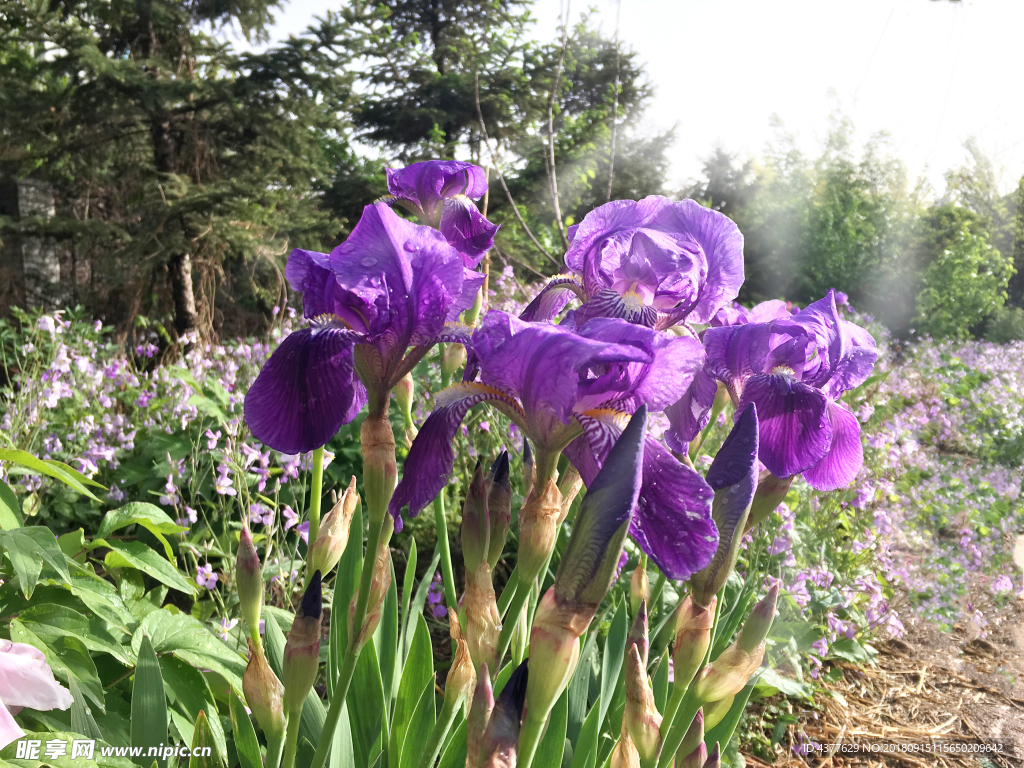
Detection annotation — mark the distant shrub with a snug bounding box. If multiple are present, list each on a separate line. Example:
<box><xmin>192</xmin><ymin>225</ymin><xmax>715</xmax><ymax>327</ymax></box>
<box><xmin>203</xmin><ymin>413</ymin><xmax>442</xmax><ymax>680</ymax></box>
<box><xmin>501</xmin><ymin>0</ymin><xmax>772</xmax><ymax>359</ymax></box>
<box><xmin>985</xmin><ymin>306</ymin><xmax>1024</xmax><ymax>343</ymax></box>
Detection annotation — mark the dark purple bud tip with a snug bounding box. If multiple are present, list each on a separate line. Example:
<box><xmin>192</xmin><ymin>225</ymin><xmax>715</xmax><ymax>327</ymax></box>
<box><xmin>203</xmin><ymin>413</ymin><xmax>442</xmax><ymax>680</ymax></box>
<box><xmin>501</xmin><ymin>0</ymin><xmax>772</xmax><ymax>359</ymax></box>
<box><xmin>499</xmin><ymin>659</ymin><xmax>530</xmax><ymax>719</ymax></box>
<box><xmin>300</xmin><ymin>571</ymin><xmax>322</xmax><ymax>621</ymax></box>
<box><xmin>706</xmin><ymin>403</ymin><xmax>758</xmax><ymax>491</ymax></box>
<box><xmin>490</xmin><ymin>450</ymin><xmax>510</xmax><ymax>488</ymax></box>
<box><xmin>523</xmin><ymin>437</ymin><xmax>533</xmax><ymax>467</ymax></box>
<box><xmin>704</xmin><ymin>741</ymin><xmax>721</xmax><ymax>768</ymax></box>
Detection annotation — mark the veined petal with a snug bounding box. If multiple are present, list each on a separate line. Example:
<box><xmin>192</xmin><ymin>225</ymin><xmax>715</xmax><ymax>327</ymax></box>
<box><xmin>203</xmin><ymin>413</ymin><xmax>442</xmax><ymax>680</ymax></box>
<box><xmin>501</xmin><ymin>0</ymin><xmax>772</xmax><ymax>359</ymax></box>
<box><xmin>244</xmin><ymin>326</ymin><xmax>363</xmax><ymax>454</ymax></box>
<box><xmin>519</xmin><ymin>276</ymin><xmax>585</xmax><ymax>323</ymax></box>
<box><xmin>440</xmin><ymin>197</ymin><xmax>499</xmax><ymax>267</ymax></box>
<box><xmin>285</xmin><ymin>248</ymin><xmax>334</xmax><ymax>320</ymax></box>
<box><xmin>574</xmin><ymin>287</ymin><xmax>659</xmax><ymax>328</ymax></box>
<box><xmin>738</xmin><ymin>374</ymin><xmax>831</xmax><ymax>478</ymax></box>
<box><xmin>568</xmin><ymin>410</ymin><xmax>716</xmax><ymax>580</ymax></box>
<box><xmin>389</xmin><ymin>383</ymin><xmax>524</xmax><ymax>525</ymax></box>
<box><xmin>803</xmin><ymin>402</ymin><xmax>863</xmax><ymax>491</ymax></box>
<box><xmin>664</xmin><ymin>367</ymin><xmax>718</xmax><ymax>451</ymax></box>
<box><xmin>822</xmin><ymin>320</ymin><xmax>878</xmax><ymax>400</ymax></box>
<box><xmin>703</xmin><ymin>324</ymin><xmax>773</xmax><ymax>395</ymax></box>
<box><xmin>0</xmin><ymin>699</ymin><xmax>24</xmax><ymax>750</ymax></box>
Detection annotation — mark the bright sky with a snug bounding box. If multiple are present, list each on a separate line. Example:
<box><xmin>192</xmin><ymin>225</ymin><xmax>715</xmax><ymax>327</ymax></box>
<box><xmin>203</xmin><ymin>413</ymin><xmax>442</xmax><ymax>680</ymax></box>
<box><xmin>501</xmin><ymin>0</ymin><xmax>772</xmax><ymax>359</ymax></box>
<box><xmin>252</xmin><ymin>0</ymin><xmax>1024</xmax><ymax>195</ymax></box>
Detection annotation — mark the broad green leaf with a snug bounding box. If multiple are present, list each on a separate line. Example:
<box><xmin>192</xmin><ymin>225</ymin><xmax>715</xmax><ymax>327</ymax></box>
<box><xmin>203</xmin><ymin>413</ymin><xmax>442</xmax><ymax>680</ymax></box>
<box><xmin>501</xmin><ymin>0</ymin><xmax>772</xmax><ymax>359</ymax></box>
<box><xmin>20</xmin><ymin>604</ymin><xmax>132</xmax><ymax>666</ymax></box>
<box><xmin>600</xmin><ymin>598</ymin><xmax>627</xmax><ymax>725</ymax></box>
<box><xmin>378</xmin><ymin>562</ymin><xmax>399</xmax><ymax>704</ymax></box>
<box><xmin>330</xmin><ymin>701</ymin><xmax>356</xmax><ymax>768</ymax></box>
<box><xmin>160</xmin><ymin>656</ymin><xmax>227</xmax><ymax>763</ymax></box>
<box><xmin>188</xmin><ymin>711</ymin><xmax>220</xmax><ymax>768</ymax></box>
<box><xmin>535</xmin><ymin>689</ymin><xmax>568</xmax><ymax>768</ymax></box>
<box><xmin>329</xmin><ymin>503</ymin><xmax>362</xmax><ymax>691</ymax></box>
<box><xmin>132</xmin><ymin>635</ymin><xmax>168</xmax><ymax>768</ymax></box>
<box><xmin>97</xmin><ymin>503</ymin><xmax>187</xmax><ymax>560</ymax></box>
<box><xmin>0</xmin><ymin>478</ymin><xmax>22</xmax><ymax>529</ymax></box>
<box><xmin>569</xmin><ymin>700</ymin><xmax>602</xmax><ymax>768</ymax></box>
<box><xmin>389</xmin><ymin>615</ymin><xmax>432</xmax><ymax>768</ymax></box>
<box><xmin>652</xmin><ymin>649</ymin><xmax>670</xmax><ymax>713</ymax></box>
<box><xmin>0</xmin><ymin>526</ymin><xmax>71</xmax><ymax>598</ymax></box>
<box><xmin>229</xmin><ymin>690</ymin><xmax>263</xmax><ymax>768</ymax></box>
<box><xmin>57</xmin><ymin>528</ymin><xmax>88</xmax><ymax>562</ymax></box>
<box><xmin>97</xmin><ymin>539</ymin><xmax>197</xmax><ymax>596</ymax></box>
<box><xmin>566</xmin><ymin>629</ymin><xmax>597</xmax><ymax>745</ymax></box>
<box><xmin>349</xmin><ymin>639</ymin><xmax>387</xmax><ymax>767</ymax></box>
<box><xmin>68</xmin><ymin>673</ymin><xmax>103</xmax><ymax>740</ymax></box>
<box><xmin>398</xmin><ymin>678</ymin><xmax>436</xmax><ymax>768</ymax></box>
<box><xmin>404</xmin><ymin>545</ymin><xmax>441</xmax><ymax>661</ymax></box>
<box><xmin>755</xmin><ymin>666</ymin><xmax>813</xmax><ymax>698</ymax></box>
<box><xmin>10</xmin><ymin>620</ymin><xmax>105</xmax><ymax>712</ymax></box>
<box><xmin>131</xmin><ymin>609</ymin><xmax>245</xmax><ymax>691</ymax></box>
<box><xmin>436</xmin><ymin>720</ymin><xmax>466</xmax><ymax>768</ymax></box>
<box><xmin>0</xmin><ymin>448</ymin><xmax>105</xmax><ymax>500</ymax></box>
<box><xmin>65</xmin><ymin>560</ymin><xmax>135</xmax><ymax>631</ymax></box>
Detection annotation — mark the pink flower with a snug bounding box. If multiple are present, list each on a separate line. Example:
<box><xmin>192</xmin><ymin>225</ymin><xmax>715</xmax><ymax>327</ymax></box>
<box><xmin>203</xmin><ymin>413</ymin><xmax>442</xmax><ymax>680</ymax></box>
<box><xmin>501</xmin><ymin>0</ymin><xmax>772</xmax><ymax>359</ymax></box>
<box><xmin>0</xmin><ymin>639</ymin><xmax>74</xmax><ymax>748</ymax></box>
<box><xmin>196</xmin><ymin>564</ymin><xmax>219</xmax><ymax>589</ymax></box>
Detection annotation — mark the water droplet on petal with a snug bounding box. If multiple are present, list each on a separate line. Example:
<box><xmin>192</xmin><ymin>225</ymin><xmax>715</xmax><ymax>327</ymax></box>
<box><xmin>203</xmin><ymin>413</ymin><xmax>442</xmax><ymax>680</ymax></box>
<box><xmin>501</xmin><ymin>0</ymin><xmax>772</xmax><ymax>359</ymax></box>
<box><xmin>360</xmin><ymin>257</ymin><xmax>377</xmax><ymax>267</ymax></box>
<box><xmin>404</xmin><ymin>242</ymin><xmax>417</xmax><ymax>252</ymax></box>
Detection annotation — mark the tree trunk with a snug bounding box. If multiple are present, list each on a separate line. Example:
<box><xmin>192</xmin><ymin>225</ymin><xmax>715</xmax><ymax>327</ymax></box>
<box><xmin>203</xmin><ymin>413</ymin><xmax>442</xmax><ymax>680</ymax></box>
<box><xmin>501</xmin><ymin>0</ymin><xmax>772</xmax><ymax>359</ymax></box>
<box><xmin>168</xmin><ymin>252</ymin><xmax>198</xmax><ymax>336</ymax></box>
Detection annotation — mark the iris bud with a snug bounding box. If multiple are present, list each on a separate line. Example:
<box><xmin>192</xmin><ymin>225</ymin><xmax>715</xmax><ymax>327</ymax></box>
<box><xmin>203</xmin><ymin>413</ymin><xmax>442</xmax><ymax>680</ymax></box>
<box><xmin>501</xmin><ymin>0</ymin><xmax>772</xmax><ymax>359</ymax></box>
<box><xmin>479</xmin><ymin>661</ymin><xmax>528</xmax><ymax>768</ymax></box>
<box><xmin>348</xmin><ymin>537</ymin><xmax>393</xmax><ymax>653</ymax></box>
<box><xmin>461</xmin><ymin>461</ymin><xmax>490</xmax><ymax>575</ymax></box>
<box><xmin>623</xmin><ymin>644</ymin><xmax>662</xmax><ymax>762</ymax></box>
<box><xmin>445</xmin><ymin>609</ymin><xmax>476</xmax><ymax>713</ymax></box>
<box><xmin>236</xmin><ymin>526</ymin><xmax>263</xmax><ymax>646</ymax></box>
<box><xmin>441</xmin><ymin>342</ymin><xmax>467</xmax><ymax>382</ymax></box>
<box><xmin>521</xmin><ymin>437</ymin><xmax>535</xmax><ymax>506</ymax></box>
<box><xmin>704</xmin><ymin>742</ymin><xmax>722</xmax><ymax>768</ymax></box>
<box><xmin>242</xmin><ymin>638</ymin><xmax>285</xmax><ymax>741</ymax></box>
<box><xmin>556</xmin><ymin>464</ymin><xmax>584</xmax><ymax>525</ymax></box>
<box><xmin>485</xmin><ymin>452</ymin><xmax>511</xmax><ymax>570</ymax></box>
<box><xmin>516</xmin><ymin>477</ymin><xmax>562</xmax><ymax>584</ymax></box>
<box><xmin>282</xmin><ymin>571</ymin><xmax>322</xmax><ymax>714</ymax></box>
<box><xmin>627</xmin><ymin>599</ymin><xmax>649</xmax><ymax>668</ymax></box>
<box><xmin>466</xmin><ymin>664</ymin><xmax>495</xmax><ymax>767</ymax></box>
<box><xmin>510</xmin><ymin>602</ymin><xmax>528</xmax><ymax>664</ymax></box>
<box><xmin>675</xmin><ymin>709</ymin><xmax>706</xmax><ymax>768</ymax></box>
<box><xmin>525</xmin><ymin>589</ymin><xmax>583</xmax><ymax>720</ymax></box>
<box><xmin>465</xmin><ymin>560</ymin><xmax>501</xmax><ymax>673</ymax></box>
<box><xmin>610</xmin><ymin>728</ymin><xmax>641</xmax><ymax>768</ymax></box>
<box><xmin>702</xmin><ymin>694</ymin><xmax>734</xmax><ymax>731</ymax></box>
<box><xmin>745</xmin><ymin>471</ymin><xmax>794</xmax><ymax>533</ymax></box>
<box><xmin>740</xmin><ymin>583</ymin><xmax>779</xmax><ymax>653</ymax></box>
<box><xmin>395</xmin><ymin>372</ymin><xmax>415</xmax><ymax>426</ymax></box>
<box><xmin>309</xmin><ymin>476</ymin><xmax>358</xmax><ymax>576</ymax></box>
<box><xmin>630</xmin><ymin>562</ymin><xmax>650</xmax><ymax>618</ymax></box>
<box><xmin>673</xmin><ymin>594</ymin><xmax>716</xmax><ymax>693</ymax></box>
<box><xmin>690</xmin><ymin>404</ymin><xmax>758</xmax><ymax>607</ymax></box>
<box><xmin>360</xmin><ymin>412</ymin><xmax>397</xmax><ymax>524</ymax></box>
<box><xmin>693</xmin><ymin>640</ymin><xmax>766</xmax><ymax>705</ymax></box>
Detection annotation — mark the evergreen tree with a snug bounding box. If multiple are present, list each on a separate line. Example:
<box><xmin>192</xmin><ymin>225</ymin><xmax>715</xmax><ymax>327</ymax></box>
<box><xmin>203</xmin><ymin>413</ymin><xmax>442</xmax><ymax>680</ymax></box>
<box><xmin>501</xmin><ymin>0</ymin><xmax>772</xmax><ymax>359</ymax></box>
<box><xmin>0</xmin><ymin>0</ymin><xmax>359</xmax><ymax>338</ymax></box>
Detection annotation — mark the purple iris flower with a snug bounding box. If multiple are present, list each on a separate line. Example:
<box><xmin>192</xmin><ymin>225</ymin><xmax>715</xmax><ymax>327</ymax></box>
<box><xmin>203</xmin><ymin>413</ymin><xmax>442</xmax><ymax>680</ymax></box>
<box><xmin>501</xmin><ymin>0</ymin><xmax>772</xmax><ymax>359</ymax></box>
<box><xmin>390</xmin><ymin>310</ymin><xmax>716</xmax><ymax>578</ymax></box>
<box><xmin>386</xmin><ymin>160</ymin><xmax>499</xmax><ymax>265</ymax></box>
<box><xmin>709</xmin><ymin>300</ymin><xmax>792</xmax><ymax>327</ymax></box>
<box><xmin>668</xmin><ymin>290</ymin><xmax>878</xmax><ymax>491</ymax></box>
<box><xmin>521</xmin><ymin>196</ymin><xmax>744</xmax><ymax>330</ymax></box>
<box><xmin>244</xmin><ymin>202</ymin><xmax>484</xmax><ymax>454</ymax></box>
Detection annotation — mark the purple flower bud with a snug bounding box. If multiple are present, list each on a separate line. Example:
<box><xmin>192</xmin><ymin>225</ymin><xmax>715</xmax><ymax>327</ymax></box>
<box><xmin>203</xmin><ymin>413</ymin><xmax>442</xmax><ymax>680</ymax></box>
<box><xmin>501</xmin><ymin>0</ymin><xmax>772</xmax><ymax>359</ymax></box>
<box><xmin>610</xmin><ymin>729</ymin><xmax>641</xmax><ymax>768</ymax></box>
<box><xmin>282</xmin><ymin>571</ymin><xmax>322</xmax><ymax>714</ymax></box>
<box><xmin>740</xmin><ymin>583</ymin><xmax>779</xmax><ymax>653</ymax></box>
<box><xmin>690</xmin><ymin>404</ymin><xmax>758</xmax><ymax>607</ymax></box>
<box><xmin>694</xmin><ymin>640</ymin><xmax>765</xmax><ymax>706</ymax></box>
<box><xmin>465</xmin><ymin>561</ymin><xmax>501</xmax><ymax>674</ymax></box>
<box><xmin>479</xmin><ymin>661</ymin><xmax>528</xmax><ymax>768</ymax></box>
<box><xmin>361</xmin><ymin>412</ymin><xmax>397</xmax><ymax>525</ymax></box>
<box><xmin>745</xmin><ymin>471</ymin><xmax>795</xmax><ymax>533</ymax></box>
<box><xmin>704</xmin><ymin>741</ymin><xmax>721</xmax><ymax>768</ymax></box>
<box><xmin>466</xmin><ymin>664</ymin><xmax>495</xmax><ymax>767</ymax></box>
<box><xmin>243</xmin><ymin>639</ymin><xmax>285</xmax><ymax>741</ymax></box>
<box><xmin>309</xmin><ymin>477</ymin><xmax>358</xmax><ymax>576</ymax></box>
<box><xmin>624</xmin><ymin>644</ymin><xmax>662</xmax><ymax>761</ymax></box>
<box><xmin>673</xmin><ymin>595</ymin><xmax>716</xmax><ymax>694</ymax></box>
<box><xmin>630</xmin><ymin>563</ymin><xmax>651</xmax><ymax>619</ymax></box>
<box><xmin>675</xmin><ymin>709</ymin><xmax>706</xmax><ymax>768</ymax></box>
<box><xmin>348</xmin><ymin>534</ymin><xmax>393</xmax><ymax>653</ymax></box>
<box><xmin>445</xmin><ymin>610</ymin><xmax>476</xmax><ymax>711</ymax></box>
<box><xmin>461</xmin><ymin>460</ymin><xmax>490</xmax><ymax>575</ymax></box>
<box><xmin>485</xmin><ymin>451</ymin><xmax>511</xmax><ymax>570</ymax></box>
<box><xmin>627</xmin><ymin>600</ymin><xmax>649</xmax><ymax>668</ymax></box>
<box><xmin>235</xmin><ymin>526</ymin><xmax>264</xmax><ymax>645</ymax></box>
<box><xmin>522</xmin><ymin>437</ymin><xmax>535</xmax><ymax>504</ymax></box>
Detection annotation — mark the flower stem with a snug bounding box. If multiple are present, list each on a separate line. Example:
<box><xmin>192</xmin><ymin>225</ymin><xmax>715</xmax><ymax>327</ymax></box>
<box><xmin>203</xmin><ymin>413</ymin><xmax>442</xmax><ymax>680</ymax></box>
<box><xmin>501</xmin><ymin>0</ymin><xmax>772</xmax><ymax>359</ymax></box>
<box><xmin>496</xmin><ymin>580</ymin><xmax>531</xmax><ymax>669</ymax></box>
<box><xmin>416</xmin><ymin>694</ymin><xmax>461</xmax><ymax>768</ymax></box>
<box><xmin>309</xmin><ymin>648</ymin><xmax>357</xmax><ymax>768</ymax></box>
<box><xmin>656</xmin><ymin>689</ymin><xmax>700</xmax><ymax>768</ymax></box>
<box><xmin>515</xmin><ymin>709</ymin><xmax>549</xmax><ymax>768</ymax></box>
<box><xmin>434</xmin><ymin>493</ymin><xmax>458</xmax><ymax>612</ymax></box>
<box><xmin>305</xmin><ymin>446</ymin><xmax>325</xmax><ymax>580</ymax></box>
<box><xmin>497</xmin><ymin>566</ymin><xmax>519</xmax><ymax>614</ymax></box>
<box><xmin>281</xmin><ymin>707</ymin><xmax>302</xmax><ymax>768</ymax></box>
<box><xmin>266</xmin><ymin>732</ymin><xmax>285</xmax><ymax>768</ymax></box>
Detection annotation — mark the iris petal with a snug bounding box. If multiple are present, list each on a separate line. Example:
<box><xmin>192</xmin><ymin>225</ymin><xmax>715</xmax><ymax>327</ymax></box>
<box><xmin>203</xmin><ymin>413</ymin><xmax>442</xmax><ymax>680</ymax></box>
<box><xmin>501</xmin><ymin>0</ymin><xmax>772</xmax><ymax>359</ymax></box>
<box><xmin>243</xmin><ymin>326</ymin><xmax>363</xmax><ymax>454</ymax></box>
<box><xmin>803</xmin><ymin>402</ymin><xmax>864</xmax><ymax>491</ymax></box>
<box><xmin>567</xmin><ymin>410</ymin><xmax>716</xmax><ymax>580</ymax></box>
<box><xmin>519</xmin><ymin>277</ymin><xmax>584</xmax><ymax>323</ymax></box>
<box><xmin>389</xmin><ymin>382</ymin><xmax>524</xmax><ymax>526</ymax></box>
<box><xmin>439</xmin><ymin>197</ymin><xmax>499</xmax><ymax>266</ymax></box>
<box><xmin>664</xmin><ymin>368</ymin><xmax>718</xmax><ymax>451</ymax></box>
<box><xmin>738</xmin><ymin>374</ymin><xmax>832</xmax><ymax>478</ymax></box>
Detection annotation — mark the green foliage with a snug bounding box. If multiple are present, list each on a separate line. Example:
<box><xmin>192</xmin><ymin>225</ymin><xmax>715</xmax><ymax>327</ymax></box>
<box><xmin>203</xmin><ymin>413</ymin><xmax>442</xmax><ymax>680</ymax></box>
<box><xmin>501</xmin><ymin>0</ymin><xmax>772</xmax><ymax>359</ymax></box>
<box><xmin>985</xmin><ymin>305</ymin><xmax>1024</xmax><ymax>343</ymax></box>
<box><xmin>913</xmin><ymin>221</ymin><xmax>1014</xmax><ymax>339</ymax></box>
